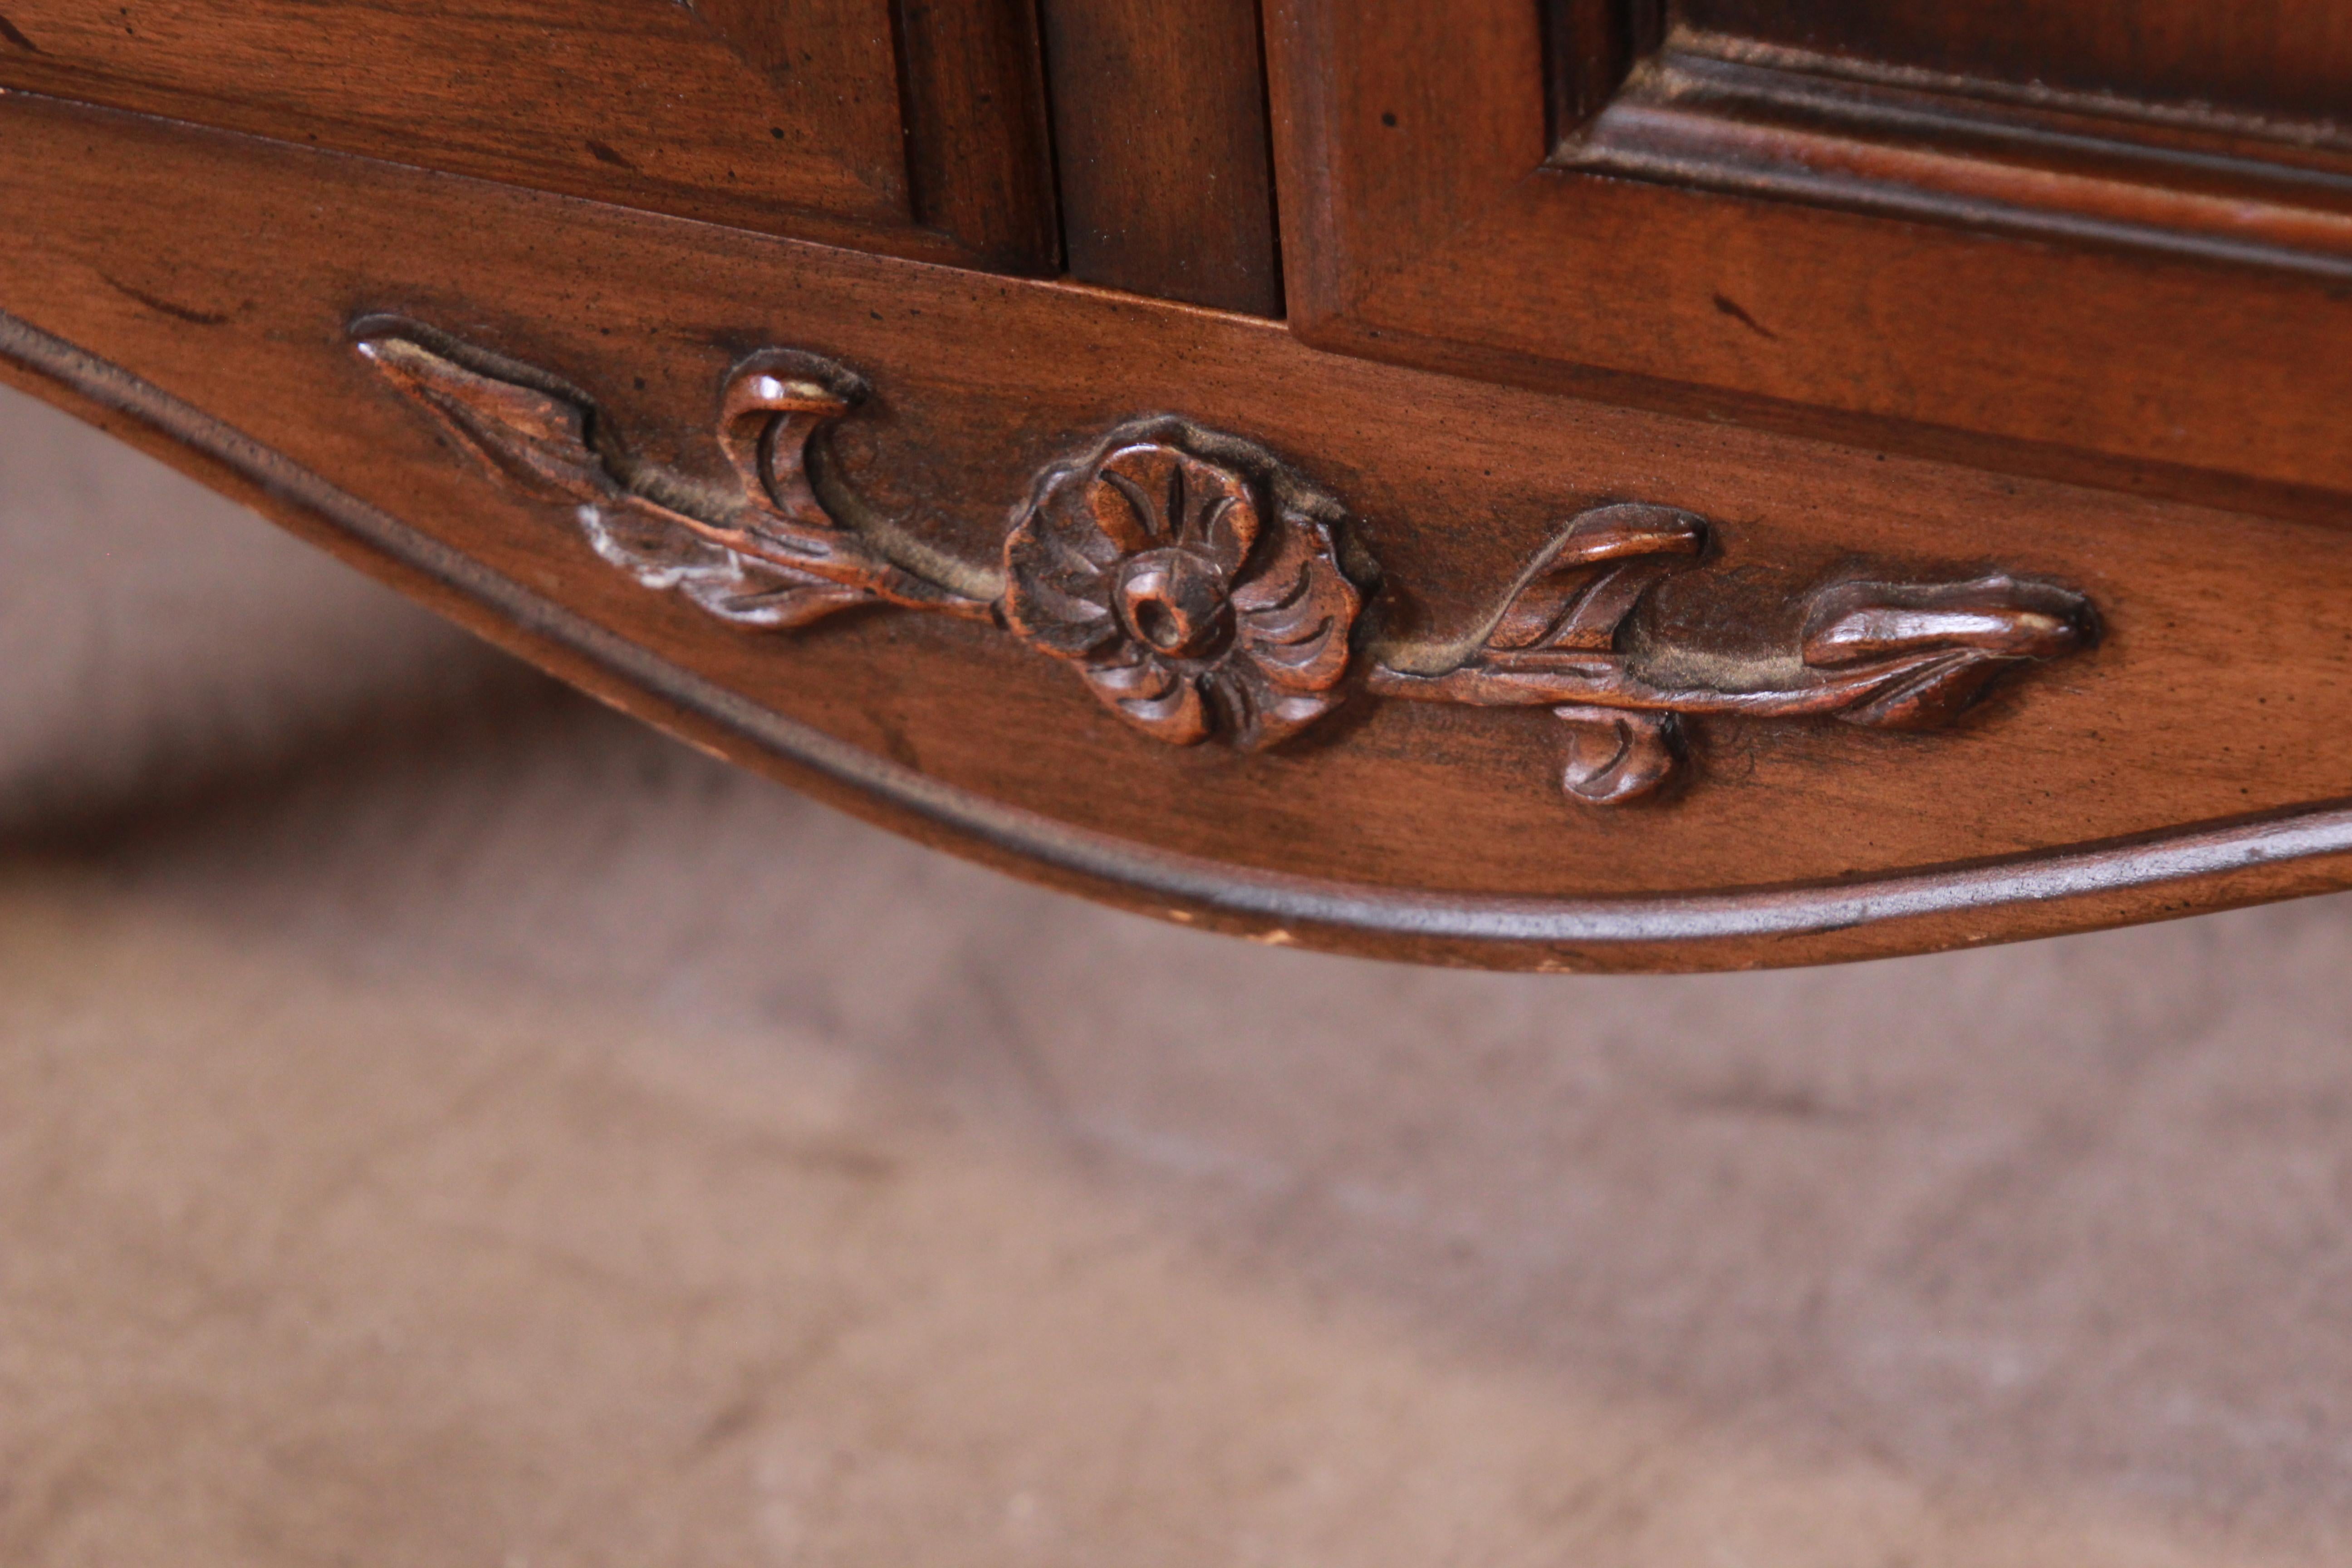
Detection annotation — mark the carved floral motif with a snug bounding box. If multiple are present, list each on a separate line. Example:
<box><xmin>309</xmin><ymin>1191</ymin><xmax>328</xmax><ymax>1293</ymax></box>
<box><xmin>353</xmin><ymin>328</ymin><xmax>990</xmax><ymax>627</ymax></box>
<box><xmin>1003</xmin><ymin>423</ymin><xmax>1359</xmax><ymax>749</ymax></box>
<box><xmin>358</xmin><ymin>319</ymin><xmax>2093</xmax><ymax>805</ymax></box>
<box><xmin>1367</xmin><ymin>503</ymin><xmax>2096</xmax><ymax>804</ymax></box>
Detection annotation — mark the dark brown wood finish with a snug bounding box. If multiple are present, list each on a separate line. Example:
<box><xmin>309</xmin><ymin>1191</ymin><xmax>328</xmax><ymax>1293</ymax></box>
<box><xmin>1675</xmin><ymin>0</ymin><xmax>2352</xmax><ymax>123</ymax></box>
<box><xmin>1558</xmin><ymin>38</ymin><xmax>2352</xmax><ymax>281</ymax></box>
<box><xmin>354</xmin><ymin>318</ymin><xmax>2089</xmax><ymax>795</ymax></box>
<box><xmin>12</xmin><ymin>94</ymin><xmax>2352</xmax><ymax>970</ymax></box>
<box><xmin>0</xmin><ymin>0</ymin><xmax>1058</xmax><ymax>270</ymax></box>
<box><xmin>1037</xmin><ymin>0</ymin><xmax>1284</xmax><ymax>314</ymax></box>
<box><xmin>1367</xmin><ymin>509</ymin><xmax>2094</xmax><ymax>807</ymax></box>
<box><xmin>352</xmin><ymin>323</ymin><xmax>1360</xmax><ymax>748</ymax></box>
<box><xmin>893</xmin><ymin>0</ymin><xmax>1063</xmax><ymax>269</ymax></box>
<box><xmin>1264</xmin><ymin>0</ymin><xmax>2352</xmax><ymax>505</ymax></box>
<box><xmin>1547</xmin><ymin>0</ymin><xmax>1656</xmax><ymax>132</ymax></box>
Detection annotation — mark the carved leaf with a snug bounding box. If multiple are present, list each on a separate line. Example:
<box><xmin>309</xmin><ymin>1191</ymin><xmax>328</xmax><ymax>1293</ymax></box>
<box><xmin>355</xmin><ymin>334</ymin><xmax>614</xmax><ymax>505</ymax></box>
<box><xmin>694</xmin><ymin>355</ymin><xmax>992</xmax><ymax>617</ymax></box>
<box><xmin>1369</xmin><ymin>503</ymin><xmax>2093</xmax><ymax>808</ymax></box>
<box><xmin>1485</xmin><ymin>504</ymin><xmax>1705</xmax><ymax>655</ymax></box>
<box><xmin>575</xmin><ymin>501</ymin><xmax>873</xmax><ymax>630</ymax></box>
<box><xmin>1803</xmin><ymin>573</ymin><xmax>2087</xmax><ymax>666</ymax></box>
<box><xmin>1553</xmin><ymin>705</ymin><xmax>1680</xmax><ymax>805</ymax></box>
<box><xmin>357</xmin><ymin>324</ymin><xmax>999</xmax><ymax>632</ymax></box>
<box><xmin>712</xmin><ymin>355</ymin><xmax>875</xmax><ymax>567</ymax></box>
<box><xmin>681</xmin><ymin>567</ymin><xmax>876</xmax><ymax>630</ymax></box>
<box><xmin>1803</xmin><ymin>573</ymin><xmax>2093</xmax><ymax>729</ymax></box>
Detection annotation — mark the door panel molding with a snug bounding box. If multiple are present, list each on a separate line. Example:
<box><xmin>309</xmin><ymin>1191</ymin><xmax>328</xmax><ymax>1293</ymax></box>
<box><xmin>1265</xmin><ymin>0</ymin><xmax>2352</xmax><ymax>505</ymax></box>
<box><xmin>1558</xmin><ymin>35</ymin><xmax>2352</xmax><ymax>280</ymax></box>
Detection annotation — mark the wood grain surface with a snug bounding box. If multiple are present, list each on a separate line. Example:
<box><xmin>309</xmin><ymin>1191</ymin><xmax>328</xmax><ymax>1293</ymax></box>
<box><xmin>893</xmin><ymin>0</ymin><xmax>1063</xmax><ymax>270</ymax></box>
<box><xmin>1266</xmin><ymin>0</ymin><xmax>2352</xmax><ymax>508</ymax></box>
<box><xmin>8</xmin><ymin>93</ymin><xmax>2352</xmax><ymax>969</ymax></box>
<box><xmin>1038</xmin><ymin>0</ymin><xmax>1284</xmax><ymax>314</ymax></box>
<box><xmin>1678</xmin><ymin>0</ymin><xmax>2352</xmax><ymax>123</ymax></box>
<box><xmin>0</xmin><ymin>0</ymin><xmax>1059</xmax><ymax>271</ymax></box>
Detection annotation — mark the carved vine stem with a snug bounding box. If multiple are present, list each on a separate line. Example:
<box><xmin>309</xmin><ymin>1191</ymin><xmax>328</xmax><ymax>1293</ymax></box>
<box><xmin>1365</xmin><ymin>504</ymin><xmax>2094</xmax><ymax>803</ymax></box>
<box><xmin>356</xmin><ymin>320</ymin><xmax>2093</xmax><ymax>805</ymax></box>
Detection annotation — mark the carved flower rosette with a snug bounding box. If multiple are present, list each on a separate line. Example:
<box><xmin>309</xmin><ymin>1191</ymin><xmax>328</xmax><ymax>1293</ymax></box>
<box><xmin>1001</xmin><ymin>421</ymin><xmax>1362</xmax><ymax>750</ymax></box>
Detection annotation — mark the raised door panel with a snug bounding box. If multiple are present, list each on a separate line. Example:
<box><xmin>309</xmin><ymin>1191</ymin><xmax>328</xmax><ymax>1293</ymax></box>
<box><xmin>1269</xmin><ymin>0</ymin><xmax>2352</xmax><ymax>508</ymax></box>
<box><xmin>0</xmin><ymin>0</ymin><xmax>1058</xmax><ymax>270</ymax></box>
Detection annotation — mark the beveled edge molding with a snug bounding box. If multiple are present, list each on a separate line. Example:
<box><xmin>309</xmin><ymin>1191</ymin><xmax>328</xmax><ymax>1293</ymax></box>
<box><xmin>1554</xmin><ymin>44</ymin><xmax>2352</xmax><ymax>284</ymax></box>
<box><xmin>4</xmin><ymin>303</ymin><xmax>2345</xmax><ymax>968</ymax></box>
<box><xmin>355</xmin><ymin>318</ymin><xmax>2092</xmax><ymax>806</ymax></box>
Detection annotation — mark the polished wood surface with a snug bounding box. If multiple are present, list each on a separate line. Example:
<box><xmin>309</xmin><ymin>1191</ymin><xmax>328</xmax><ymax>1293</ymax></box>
<box><xmin>889</xmin><ymin>0</ymin><xmax>1064</xmax><ymax>270</ymax></box>
<box><xmin>1038</xmin><ymin>0</ymin><xmax>1283</xmax><ymax>314</ymax></box>
<box><xmin>0</xmin><ymin>0</ymin><xmax>1058</xmax><ymax>269</ymax></box>
<box><xmin>1367</xmin><ymin>508</ymin><xmax>2093</xmax><ymax>808</ymax></box>
<box><xmin>1561</xmin><ymin>48</ymin><xmax>2352</xmax><ymax>279</ymax></box>
<box><xmin>366</xmin><ymin>313</ymin><xmax>2096</xmax><ymax>791</ymax></box>
<box><xmin>1676</xmin><ymin>0</ymin><xmax>2352</xmax><ymax>122</ymax></box>
<box><xmin>9</xmin><ymin>91</ymin><xmax>2352</xmax><ymax>969</ymax></box>
<box><xmin>8</xmin><ymin>2</ymin><xmax>2352</xmax><ymax>968</ymax></box>
<box><xmin>1266</xmin><ymin>0</ymin><xmax>2352</xmax><ymax>507</ymax></box>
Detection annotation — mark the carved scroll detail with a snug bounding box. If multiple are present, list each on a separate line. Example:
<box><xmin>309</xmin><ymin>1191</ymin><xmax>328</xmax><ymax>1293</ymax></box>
<box><xmin>357</xmin><ymin>320</ymin><xmax>2092</xmax><ymax>802</ymax></box>
<box><xmin>1366</xmin><ymin>504</ymin><xmax>2095</xmax><ymax>804</ymax></box>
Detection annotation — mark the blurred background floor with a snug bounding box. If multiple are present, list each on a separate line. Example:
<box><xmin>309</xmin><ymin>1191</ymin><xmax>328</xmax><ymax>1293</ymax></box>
<box><xmin>4</xmin><ymin>380</ymin><xmax>2350</xmax><ymax>1566</ymax></box>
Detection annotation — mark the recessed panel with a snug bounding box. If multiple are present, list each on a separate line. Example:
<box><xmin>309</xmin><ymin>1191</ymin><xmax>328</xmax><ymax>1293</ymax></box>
<box><xmin>0</xmin><ymin>0</ymin><xmax>1057</xmax><ymax>269</ymax></box>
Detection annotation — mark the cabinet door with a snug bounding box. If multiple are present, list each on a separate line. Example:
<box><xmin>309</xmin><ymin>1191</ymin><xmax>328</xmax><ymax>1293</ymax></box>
<box><xmin>1267</xmin><ymin>0</ymin><xmax>2352</xmax><ymax>503</ymax></box>
<box><xmin>0</xmin><ymin>0</ymin><xmax>1058</xmax><ymax>270</ymax></box>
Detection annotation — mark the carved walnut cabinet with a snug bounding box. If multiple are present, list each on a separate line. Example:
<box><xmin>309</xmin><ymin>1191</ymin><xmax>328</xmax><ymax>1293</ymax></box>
<box><xmin>6</xmin><ymin>0</ymin><xmax>2350</xmax><ymax>969</ymax></box>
